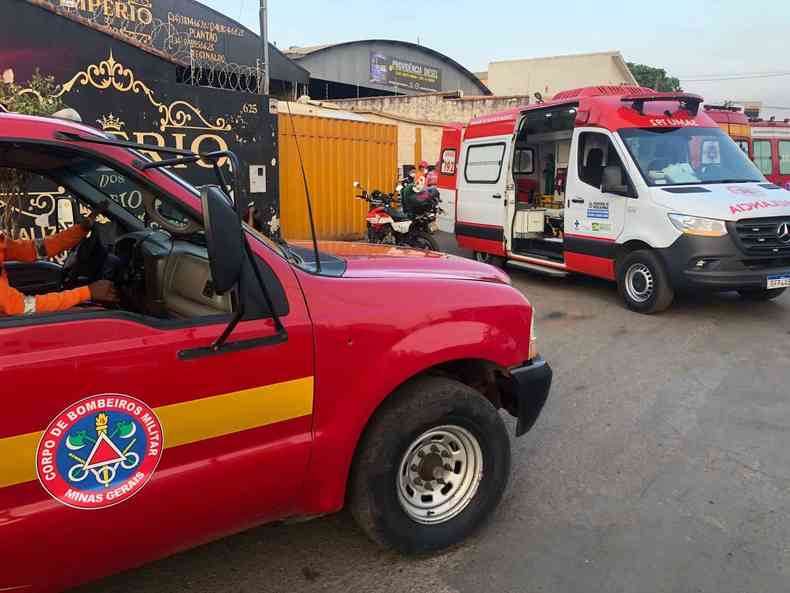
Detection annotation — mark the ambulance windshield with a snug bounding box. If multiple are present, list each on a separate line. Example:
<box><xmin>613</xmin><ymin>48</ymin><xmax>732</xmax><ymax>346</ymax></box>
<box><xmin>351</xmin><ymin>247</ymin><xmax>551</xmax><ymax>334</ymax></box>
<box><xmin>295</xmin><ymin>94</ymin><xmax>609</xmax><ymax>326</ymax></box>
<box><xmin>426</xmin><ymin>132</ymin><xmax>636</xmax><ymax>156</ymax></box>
<box><xmin>620</xmin><ymin>127</ymin><xmax>763</xmax><ymax>187</ymax></box>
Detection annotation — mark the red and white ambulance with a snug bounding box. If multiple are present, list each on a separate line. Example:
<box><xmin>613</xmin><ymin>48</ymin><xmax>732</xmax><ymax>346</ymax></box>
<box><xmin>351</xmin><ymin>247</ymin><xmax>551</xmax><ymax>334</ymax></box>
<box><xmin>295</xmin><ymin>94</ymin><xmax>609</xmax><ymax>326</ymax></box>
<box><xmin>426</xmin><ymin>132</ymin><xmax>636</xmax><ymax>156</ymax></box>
<box><xmin>438</xmin><ymin>86</ymin><xmax>790</xmax><ymax>313</ymax></box>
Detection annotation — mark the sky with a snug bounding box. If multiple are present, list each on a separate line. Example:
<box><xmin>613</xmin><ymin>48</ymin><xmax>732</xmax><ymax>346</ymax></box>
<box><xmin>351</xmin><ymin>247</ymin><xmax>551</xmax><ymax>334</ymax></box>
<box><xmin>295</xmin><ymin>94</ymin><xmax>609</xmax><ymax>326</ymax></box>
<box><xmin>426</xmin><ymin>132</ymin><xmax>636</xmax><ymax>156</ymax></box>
<box><xmin>202</xmin><ymin>0</ymin><xmax>790</xmax><ymax>119</ymax></box>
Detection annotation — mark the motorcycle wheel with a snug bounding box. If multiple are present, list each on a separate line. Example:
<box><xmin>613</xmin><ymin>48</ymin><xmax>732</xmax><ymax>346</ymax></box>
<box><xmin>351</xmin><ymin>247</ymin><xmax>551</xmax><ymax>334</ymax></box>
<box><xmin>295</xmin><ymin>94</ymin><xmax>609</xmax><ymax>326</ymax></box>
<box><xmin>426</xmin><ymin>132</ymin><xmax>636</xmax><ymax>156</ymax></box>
<box><xmin>407</xmin><ymin>231</ymin><xmax>439</xmax><ymax>252</ymax></box>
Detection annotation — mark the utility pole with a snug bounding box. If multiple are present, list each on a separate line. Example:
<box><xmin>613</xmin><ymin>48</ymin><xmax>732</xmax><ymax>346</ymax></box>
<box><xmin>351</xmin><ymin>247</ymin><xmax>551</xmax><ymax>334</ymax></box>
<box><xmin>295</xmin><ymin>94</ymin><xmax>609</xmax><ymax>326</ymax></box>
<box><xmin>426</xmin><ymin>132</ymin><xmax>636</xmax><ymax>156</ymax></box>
<box><xmin>259</xmin><ymin>0</ymin><xmax>270</xmax><ymax>96</ymax></box>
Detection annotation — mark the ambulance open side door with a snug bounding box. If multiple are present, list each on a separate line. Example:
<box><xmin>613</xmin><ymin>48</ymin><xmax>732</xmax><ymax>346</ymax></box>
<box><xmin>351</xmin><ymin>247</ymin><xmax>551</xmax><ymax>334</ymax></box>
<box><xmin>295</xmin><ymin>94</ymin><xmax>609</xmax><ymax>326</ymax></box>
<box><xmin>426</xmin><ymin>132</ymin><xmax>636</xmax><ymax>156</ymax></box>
<box><xmin>455</xmin><ymin>135</ymin><xmax>512</xmax><ymax>255</ymax></box>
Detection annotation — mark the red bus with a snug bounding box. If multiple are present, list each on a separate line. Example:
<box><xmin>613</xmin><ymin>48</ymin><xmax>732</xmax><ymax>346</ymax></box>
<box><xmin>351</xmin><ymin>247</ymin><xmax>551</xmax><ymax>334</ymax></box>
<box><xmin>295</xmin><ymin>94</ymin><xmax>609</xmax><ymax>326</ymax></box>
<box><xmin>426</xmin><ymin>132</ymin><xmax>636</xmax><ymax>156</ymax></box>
<box><xmin>750</xmin><ymin>121</ymin><xmax>790</xmax><ymax>189</ymax></box>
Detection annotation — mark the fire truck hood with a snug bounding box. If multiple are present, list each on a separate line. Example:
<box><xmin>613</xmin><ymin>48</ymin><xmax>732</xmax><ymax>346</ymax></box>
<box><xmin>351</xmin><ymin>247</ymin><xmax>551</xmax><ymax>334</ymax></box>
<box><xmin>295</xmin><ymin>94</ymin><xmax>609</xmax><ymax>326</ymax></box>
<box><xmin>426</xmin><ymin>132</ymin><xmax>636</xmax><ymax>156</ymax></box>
<box><xmin>293</xmin><ymin>241</ymin><xmax>511</xmax><ymax>283</ymax></box>
<box><xmin>649</xmin><ymin>183</ymin><xmax>790</xmax><ymax>221</ymax></box>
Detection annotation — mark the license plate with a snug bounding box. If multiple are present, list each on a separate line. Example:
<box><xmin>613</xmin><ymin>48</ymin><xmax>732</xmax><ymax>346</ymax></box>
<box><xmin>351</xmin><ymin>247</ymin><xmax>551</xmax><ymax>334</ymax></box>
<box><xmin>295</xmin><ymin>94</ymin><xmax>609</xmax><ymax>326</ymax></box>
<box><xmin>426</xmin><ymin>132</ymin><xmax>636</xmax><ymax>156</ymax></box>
<box><xmin>767</xmin><ymin>274</ymin><xmax>790</xmax><ymax>289</ymax></box>
<box><xmin>429</xmin><ymin>222</ymin><xmax>439</xmax><ymax>232</ymax></box>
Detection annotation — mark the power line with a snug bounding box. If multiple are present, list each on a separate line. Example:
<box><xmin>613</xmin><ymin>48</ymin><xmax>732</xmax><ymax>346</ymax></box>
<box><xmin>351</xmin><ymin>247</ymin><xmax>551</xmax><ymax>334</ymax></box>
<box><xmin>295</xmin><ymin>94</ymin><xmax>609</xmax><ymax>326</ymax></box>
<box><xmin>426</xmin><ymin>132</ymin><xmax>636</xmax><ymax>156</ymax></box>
<box><xmin>680</xmin><ymin>72</ymin><xmax>790</xmax><ymax>82</ymax></box>
<box><xmin>680</xmin><ymin>69</ymin><xmax>790</xmax><ymax>78</ymax></box>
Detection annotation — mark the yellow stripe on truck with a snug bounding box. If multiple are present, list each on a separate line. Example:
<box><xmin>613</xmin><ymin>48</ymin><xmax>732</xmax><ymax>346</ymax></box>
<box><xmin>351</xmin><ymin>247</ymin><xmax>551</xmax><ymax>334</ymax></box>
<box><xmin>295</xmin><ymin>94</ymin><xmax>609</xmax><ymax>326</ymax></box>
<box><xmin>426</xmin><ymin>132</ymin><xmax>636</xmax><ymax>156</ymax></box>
<box><xmin>0</xmin><ymin>376</ymin><xmax>314</xmax><ymax>489</ymax></box>
<box><xmin>157</xmin><ymin>376</ymin><xmax>314</xmax><ymax>448</ymax></box>
<box><xmin>0</xmin><ymin>431</ymin><xmax>42</xmax><ymax>490</ymax></box>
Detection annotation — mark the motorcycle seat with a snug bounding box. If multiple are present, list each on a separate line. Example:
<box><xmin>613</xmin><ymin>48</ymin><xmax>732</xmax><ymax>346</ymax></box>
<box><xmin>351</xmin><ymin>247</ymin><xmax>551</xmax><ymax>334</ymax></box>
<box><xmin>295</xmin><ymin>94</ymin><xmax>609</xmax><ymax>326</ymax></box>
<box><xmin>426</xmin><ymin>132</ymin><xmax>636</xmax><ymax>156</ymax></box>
<box><xmin>385</xmin><ymin>207</ymin><xmax>410</xmax><ymax>222</ymax></box>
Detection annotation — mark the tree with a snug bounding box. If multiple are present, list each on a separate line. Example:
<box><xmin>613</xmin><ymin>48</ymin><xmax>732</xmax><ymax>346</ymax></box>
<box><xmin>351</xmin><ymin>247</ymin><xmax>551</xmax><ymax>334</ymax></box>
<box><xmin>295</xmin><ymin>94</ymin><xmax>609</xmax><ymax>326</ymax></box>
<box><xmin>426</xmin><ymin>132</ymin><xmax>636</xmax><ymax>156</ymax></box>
<box><xmin>0</xmin><ymin>70</ymin><xmax>64</xmax><ymax>235</ymax></box>
<box><xmin>627</xmin><ymin>62</ymin><xmax>682</xmax><ymax>92</ymax></box>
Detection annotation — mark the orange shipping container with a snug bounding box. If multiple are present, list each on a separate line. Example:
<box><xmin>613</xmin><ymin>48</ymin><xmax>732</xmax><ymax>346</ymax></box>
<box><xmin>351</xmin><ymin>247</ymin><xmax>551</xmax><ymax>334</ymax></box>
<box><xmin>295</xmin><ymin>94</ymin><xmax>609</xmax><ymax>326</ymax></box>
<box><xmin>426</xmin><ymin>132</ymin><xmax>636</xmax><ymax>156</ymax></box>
<box><xmin>278</xmin><ymin>113</ymin><xmax>398</xmax><ymax>240</ymax></box>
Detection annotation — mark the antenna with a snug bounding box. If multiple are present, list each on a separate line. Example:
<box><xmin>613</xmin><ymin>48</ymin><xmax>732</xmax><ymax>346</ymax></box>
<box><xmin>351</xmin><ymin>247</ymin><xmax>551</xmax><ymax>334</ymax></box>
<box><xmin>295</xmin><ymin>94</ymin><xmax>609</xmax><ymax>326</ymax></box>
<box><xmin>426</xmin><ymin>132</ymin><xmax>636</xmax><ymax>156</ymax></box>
<box><xmin>285</xmin><ymin>100</ymin><xmax>322</xmax><ymax>273</ymax></box>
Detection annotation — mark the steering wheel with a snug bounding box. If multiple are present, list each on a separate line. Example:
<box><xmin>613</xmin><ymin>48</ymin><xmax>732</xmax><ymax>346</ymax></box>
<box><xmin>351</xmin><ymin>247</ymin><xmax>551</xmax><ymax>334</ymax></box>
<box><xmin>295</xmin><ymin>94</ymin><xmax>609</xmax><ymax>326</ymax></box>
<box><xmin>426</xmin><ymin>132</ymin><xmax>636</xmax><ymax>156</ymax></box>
<box><xmin>60</xmin><ymin>230</ymin><xmax>107</xmax><ymax>290</ymax></box>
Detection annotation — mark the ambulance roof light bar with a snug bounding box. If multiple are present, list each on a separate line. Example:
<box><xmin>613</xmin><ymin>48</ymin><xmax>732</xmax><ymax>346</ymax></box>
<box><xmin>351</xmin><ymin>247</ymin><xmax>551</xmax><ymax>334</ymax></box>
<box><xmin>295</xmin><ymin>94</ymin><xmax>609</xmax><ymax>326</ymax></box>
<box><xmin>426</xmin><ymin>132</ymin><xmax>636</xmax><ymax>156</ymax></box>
<box><xmin>705</xmin><ymin>104</ymin><xmax>742</xmax><ymax>113</ymax></box>
<box><xmin>621</xmin><ymin>92</ymin><xmax>704</xmax><ymax>116</ymax></box>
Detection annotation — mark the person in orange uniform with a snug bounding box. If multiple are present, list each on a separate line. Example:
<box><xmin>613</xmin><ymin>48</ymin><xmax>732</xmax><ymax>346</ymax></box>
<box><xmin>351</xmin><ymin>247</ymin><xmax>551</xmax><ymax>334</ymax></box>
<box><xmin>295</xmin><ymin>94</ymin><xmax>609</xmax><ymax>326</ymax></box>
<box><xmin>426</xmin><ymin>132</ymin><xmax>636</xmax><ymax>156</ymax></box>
<box><xmin>0</xmin><ymin>211</ymin><xmax>118</xmax><ymax>316</ymax></box>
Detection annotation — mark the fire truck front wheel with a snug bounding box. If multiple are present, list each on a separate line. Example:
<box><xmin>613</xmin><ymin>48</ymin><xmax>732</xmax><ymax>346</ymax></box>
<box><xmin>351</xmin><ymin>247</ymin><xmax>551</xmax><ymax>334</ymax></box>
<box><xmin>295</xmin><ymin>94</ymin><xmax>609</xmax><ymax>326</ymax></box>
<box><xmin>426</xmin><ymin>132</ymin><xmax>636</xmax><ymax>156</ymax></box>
<box><xmin>348</xmin><ymin>376</ymin><xmax>511</xmax><ymax>554</ymax></box>
<box><xmin>617</xmin><ymin>250</ymin><xmax>675</xmax><ymax>314</ymax></box>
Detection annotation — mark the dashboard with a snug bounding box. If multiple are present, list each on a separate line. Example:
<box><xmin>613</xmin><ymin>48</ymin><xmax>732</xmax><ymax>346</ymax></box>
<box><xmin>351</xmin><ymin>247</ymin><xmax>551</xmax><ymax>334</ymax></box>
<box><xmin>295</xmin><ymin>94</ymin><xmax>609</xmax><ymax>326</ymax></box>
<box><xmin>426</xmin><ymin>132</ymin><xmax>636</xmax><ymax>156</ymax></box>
<box><xmin>113</xmin><ymin>230</ymin><xmax>232</xmax><ymax>319</ymax></box>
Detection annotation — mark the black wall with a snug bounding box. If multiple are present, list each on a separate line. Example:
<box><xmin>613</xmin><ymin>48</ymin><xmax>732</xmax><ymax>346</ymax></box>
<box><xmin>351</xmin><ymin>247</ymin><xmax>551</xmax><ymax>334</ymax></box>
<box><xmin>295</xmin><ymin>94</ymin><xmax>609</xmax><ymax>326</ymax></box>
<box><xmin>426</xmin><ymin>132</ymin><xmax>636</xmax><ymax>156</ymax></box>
<box><xmin>2</xmin><ymin>0</ymin><xmax>281</xmax><ymax>237</ymax></box>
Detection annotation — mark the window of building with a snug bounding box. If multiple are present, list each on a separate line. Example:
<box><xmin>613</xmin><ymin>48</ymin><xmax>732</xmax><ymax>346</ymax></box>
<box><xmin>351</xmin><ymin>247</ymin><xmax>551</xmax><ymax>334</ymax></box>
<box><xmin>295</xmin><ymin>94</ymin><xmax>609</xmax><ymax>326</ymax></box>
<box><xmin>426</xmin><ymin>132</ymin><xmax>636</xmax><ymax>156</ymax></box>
<box><xmin>779</xmin><ymin>141</ymin><xmax>790</xmax><ymax>175</ymax></box>
<box><xmin>464</xmin><ymin>143</ymin><xmax>505</xmax><ymax>184</ymax></box>
<box><xmin>753</xmin><ymin>140</ymin><xmax>773</xmax><ymax>175</ymax></box>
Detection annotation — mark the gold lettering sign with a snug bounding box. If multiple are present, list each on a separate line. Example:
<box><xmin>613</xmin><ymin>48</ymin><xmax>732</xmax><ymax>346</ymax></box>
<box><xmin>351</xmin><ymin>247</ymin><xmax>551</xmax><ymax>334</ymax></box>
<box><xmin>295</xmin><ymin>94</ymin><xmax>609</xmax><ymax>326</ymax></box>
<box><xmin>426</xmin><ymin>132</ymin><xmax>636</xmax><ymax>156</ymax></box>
<box><xmin>42</xmin><ymin>1</ymin><xmax>247</xmax><ymax>65</ymax></box>
<box><xmin>55</xmin><ymin>51</ymin><xmax>231</xmax><ymax>133</ymax></box>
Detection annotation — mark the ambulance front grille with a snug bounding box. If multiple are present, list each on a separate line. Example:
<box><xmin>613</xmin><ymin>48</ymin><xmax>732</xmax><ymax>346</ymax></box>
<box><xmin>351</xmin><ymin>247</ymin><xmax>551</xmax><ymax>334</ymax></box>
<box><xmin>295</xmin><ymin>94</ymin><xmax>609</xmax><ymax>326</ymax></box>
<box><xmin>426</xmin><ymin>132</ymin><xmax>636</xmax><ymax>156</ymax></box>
<box><xmin>733</xmin><ymin>217</ymin><xmax>790</xmax><ymax>256</ymax></box>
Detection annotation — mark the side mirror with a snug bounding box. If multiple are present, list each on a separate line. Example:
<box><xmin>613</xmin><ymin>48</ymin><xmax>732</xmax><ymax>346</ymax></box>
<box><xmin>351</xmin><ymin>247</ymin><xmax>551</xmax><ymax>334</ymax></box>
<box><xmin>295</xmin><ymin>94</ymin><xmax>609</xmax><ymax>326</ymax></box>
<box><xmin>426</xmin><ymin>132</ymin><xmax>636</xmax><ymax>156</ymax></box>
<box><xmin>601</xmin><ymin>165</ymin><xmax>631</xmax><ymax>196</ymax></box>
<box><xmin>201</xmin><ymin>185</ymin><xmax>244</xmax><ymax>294</ymax></box>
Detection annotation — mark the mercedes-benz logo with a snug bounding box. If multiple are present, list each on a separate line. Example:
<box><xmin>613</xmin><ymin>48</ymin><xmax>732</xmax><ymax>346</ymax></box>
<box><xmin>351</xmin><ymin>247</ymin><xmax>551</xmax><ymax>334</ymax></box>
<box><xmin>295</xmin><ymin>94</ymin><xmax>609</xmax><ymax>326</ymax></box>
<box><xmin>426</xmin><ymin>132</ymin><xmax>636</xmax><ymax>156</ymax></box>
<box><xmin>778</xmin><ymin>222</ymin><xmax>790</xmax><ymax>243</ymax></box>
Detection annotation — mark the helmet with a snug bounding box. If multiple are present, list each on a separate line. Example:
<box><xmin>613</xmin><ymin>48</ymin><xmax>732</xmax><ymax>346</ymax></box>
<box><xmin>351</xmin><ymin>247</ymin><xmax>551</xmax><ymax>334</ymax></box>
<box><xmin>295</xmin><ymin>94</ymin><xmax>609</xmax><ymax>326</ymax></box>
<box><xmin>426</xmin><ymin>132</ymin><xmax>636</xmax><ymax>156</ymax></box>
<box><xmin>419</xmin><ymin>160</ymin><xmax>429</xmax><ymax>169</ymax></box>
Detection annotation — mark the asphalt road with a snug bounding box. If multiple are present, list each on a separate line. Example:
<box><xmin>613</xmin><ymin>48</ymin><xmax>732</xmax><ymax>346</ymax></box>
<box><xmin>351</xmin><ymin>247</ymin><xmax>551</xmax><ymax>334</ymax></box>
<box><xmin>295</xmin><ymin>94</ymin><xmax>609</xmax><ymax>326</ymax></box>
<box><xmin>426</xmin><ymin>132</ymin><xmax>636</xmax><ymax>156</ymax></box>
<box><xmin>79</xmin><ymin>236</ymin><xmax>790</xmax><ymax>593</ymax></box>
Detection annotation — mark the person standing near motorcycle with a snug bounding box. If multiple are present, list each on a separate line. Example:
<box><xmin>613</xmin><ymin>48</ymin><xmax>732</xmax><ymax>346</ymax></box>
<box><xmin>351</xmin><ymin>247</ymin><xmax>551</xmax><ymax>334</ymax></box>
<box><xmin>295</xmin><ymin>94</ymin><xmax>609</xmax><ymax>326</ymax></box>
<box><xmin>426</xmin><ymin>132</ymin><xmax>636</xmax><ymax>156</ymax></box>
<box><xmin>414</xmin><ymin>160</ymin><xmax>429</xmax><ymax>189</ymax></box>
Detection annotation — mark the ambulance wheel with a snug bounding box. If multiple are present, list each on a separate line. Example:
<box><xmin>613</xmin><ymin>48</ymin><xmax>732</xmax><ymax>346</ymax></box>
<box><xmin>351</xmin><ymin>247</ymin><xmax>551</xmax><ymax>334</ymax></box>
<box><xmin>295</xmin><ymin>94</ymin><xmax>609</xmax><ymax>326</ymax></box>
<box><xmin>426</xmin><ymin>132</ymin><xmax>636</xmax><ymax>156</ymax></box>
<box><xmin>617</xmin><ymin>250</ymin><xmax>674</xmax><ymax>314</ymax></box>
<box><xmin>408</xmin><ymin>231</ymin><xmax>439</xmax><ymax>251</ymax></box>
<box><xmin>348</xmin><ymin>376</ymin><xmax>510</xmax><ymax>554</ymax></box>
<box><xmin>738</xmin><ymin>287</ymin><xmax>786</xmax><ymax>301</ymax></box>
<box><xmin>474</xmin><ymin>251</ymin><xmax>503</xmax><ymax>267</ymax></box>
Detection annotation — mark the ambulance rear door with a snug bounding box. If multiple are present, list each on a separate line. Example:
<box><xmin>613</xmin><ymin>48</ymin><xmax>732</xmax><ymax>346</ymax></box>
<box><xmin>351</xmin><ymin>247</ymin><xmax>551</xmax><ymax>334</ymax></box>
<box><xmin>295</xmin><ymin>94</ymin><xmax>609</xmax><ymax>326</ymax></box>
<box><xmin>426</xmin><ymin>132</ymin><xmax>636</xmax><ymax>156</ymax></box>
<box><xmin>437</xmin><ymin>124</ymin><xmax>463</xmax><ymax>233</ymax></box>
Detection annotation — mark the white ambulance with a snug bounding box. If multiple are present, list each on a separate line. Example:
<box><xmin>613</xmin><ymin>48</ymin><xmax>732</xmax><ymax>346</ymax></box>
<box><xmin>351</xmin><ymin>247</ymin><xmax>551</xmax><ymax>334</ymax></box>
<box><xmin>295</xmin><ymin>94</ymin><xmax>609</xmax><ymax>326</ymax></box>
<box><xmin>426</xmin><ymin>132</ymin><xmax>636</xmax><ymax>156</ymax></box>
<box><xmin>437</xmin><ymin>86</ymin><xmax>790</xmax><ymax>313</ymax></box>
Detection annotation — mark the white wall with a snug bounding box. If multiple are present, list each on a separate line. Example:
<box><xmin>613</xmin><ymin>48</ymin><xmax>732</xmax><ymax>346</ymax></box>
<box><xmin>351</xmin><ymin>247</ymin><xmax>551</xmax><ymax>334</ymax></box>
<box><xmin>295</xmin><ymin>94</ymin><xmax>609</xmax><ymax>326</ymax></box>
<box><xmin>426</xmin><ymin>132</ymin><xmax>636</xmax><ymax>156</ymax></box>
<box><xmin>487</xmin><ymin>52</ymin><xmax>636</xmax><ymax>97</ymax></box>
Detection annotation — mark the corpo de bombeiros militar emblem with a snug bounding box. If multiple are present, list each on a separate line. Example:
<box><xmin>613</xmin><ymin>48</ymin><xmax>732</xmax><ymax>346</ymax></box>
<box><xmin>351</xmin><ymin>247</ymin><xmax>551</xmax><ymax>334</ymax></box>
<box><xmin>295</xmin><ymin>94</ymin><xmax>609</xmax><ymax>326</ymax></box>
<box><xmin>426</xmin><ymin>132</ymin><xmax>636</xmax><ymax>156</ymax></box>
<box><xmin>36</xmin><ymin>395</ymin><xmax>164</xmax><ymax>510</ymax></box>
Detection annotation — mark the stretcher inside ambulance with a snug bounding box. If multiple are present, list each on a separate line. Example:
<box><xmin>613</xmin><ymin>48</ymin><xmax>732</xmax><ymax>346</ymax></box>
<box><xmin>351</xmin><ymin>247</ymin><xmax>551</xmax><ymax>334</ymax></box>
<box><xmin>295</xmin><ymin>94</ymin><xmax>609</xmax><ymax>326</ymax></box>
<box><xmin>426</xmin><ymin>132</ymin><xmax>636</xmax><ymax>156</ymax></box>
<box><xmin>443</xmin><ymin>86</ymin><xmax>790</xmax><ymax>313</ymax></box>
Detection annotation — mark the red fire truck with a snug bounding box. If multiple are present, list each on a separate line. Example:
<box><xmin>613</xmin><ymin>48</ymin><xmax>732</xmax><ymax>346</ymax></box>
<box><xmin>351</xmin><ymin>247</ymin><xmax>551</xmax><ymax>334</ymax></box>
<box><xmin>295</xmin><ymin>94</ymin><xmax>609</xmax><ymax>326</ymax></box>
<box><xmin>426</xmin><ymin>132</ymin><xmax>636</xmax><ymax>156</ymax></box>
<box><xmin>0</xmin><ymin>111</ymin><xmax>552</xmax><ymax>592</ymax></box>
<box><xmin>750</xmin><ymin>120</ymin><xmax>790</xmax><ymax>190</ymax></box>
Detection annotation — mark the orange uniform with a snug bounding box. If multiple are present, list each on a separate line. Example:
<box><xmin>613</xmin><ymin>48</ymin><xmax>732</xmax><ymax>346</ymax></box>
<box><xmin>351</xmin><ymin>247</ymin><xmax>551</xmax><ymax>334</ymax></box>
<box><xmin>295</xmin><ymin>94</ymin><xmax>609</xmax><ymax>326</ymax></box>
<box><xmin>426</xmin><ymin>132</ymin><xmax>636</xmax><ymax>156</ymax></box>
<box><xmin>0</xmin><ymin>225</ymin><xmax>91</xmax><ymax>316</ymax></box>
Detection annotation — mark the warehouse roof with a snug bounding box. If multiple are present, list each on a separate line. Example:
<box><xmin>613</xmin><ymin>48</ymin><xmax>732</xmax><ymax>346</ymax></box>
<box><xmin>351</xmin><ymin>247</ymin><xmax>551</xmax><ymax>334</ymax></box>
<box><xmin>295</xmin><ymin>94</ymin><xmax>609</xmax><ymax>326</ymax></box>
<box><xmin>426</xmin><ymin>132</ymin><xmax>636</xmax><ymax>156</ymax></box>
<box><xmin>286</xmin><ymin>40</ymin><xmax>492</xmax><ymax>96</ymax></box>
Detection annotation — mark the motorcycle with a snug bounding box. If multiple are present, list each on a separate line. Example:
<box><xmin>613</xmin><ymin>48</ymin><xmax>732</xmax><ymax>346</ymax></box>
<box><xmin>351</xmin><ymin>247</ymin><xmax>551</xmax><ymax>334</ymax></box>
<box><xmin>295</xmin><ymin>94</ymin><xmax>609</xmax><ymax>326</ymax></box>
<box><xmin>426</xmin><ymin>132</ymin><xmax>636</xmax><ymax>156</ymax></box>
<box><xmin>353</xmin><ymin>180</ymin><xmax>441</xmax><ymax>251</ymax></box>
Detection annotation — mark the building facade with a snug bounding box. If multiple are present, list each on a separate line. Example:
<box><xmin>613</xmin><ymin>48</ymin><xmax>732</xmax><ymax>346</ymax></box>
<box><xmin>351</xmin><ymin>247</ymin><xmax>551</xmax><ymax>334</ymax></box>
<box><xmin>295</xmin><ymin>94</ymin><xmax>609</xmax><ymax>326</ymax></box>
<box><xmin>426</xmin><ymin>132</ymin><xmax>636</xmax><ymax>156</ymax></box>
<box><xmin>1</xmin><ymin>0</ymin><xmax>316</xmax><ymax>236</ymax></box>
<box><xmin>286</xmin><ymin>41</ymin><xmax>491</xmax><ymax>100</ymax></box>
<box><xmin>481</xmin><ymin>51</ymin><xmax>638</xmax><ymax>98</ymax></box>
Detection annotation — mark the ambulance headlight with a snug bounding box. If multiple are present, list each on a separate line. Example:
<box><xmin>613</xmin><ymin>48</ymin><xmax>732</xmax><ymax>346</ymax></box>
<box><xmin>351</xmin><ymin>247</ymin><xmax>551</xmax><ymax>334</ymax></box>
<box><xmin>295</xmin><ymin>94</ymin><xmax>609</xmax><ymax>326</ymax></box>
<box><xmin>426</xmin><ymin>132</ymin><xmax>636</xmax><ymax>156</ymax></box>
<box><xmin>668</xmin><ymin>214</ymin><xmax>728</xmax><ymax>237</ymax></box>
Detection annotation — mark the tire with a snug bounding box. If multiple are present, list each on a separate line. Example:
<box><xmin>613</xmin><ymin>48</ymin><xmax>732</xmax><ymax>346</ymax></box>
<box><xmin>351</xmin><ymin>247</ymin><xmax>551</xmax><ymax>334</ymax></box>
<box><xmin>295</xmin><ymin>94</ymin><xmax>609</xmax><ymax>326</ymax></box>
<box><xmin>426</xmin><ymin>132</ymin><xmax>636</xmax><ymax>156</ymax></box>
<box><xmin>473</xmin><ymin>251</ymin><xmax>504</xmax><ymax>267</ymax></box>
<box><xmin>348</xmin><ymin>376</ymin><xmax>511</xmax><ymax>554</ymax></box>
<box><xmin>738</xmin><ymin>287</ymin><xmax>787</xmax><ymax>301</ymax></box>
<box><xmin>616</xmin><ymin>250</ymin><xmax>675</xmax><ymax>314</ymax></box>
<box><xmin>407</xmin><ymin>230</ymin><xmax>439</xmax><ymax>251</ymax></box>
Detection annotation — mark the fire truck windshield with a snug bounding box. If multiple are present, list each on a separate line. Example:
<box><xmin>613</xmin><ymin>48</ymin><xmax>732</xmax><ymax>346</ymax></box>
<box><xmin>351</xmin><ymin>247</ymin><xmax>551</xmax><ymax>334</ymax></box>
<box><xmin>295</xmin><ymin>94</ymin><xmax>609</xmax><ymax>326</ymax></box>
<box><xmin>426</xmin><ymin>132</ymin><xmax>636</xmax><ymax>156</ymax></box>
<box><xmin>619</xmin><ymin>127</ymin><xmax>763</xmax><ymax>188</ymax></box>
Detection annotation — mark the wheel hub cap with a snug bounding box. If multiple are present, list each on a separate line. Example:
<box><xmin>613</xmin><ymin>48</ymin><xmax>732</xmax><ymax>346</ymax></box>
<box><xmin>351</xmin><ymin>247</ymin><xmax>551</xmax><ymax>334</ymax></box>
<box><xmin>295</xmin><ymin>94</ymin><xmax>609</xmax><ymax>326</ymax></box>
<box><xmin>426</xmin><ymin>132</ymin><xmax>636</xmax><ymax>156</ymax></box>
<box><xmin>625</xmin><ymin>263</ymin><xmax>654</xmax><ymax>303</ymax></box>
<box><xmin>396</xmin><ymin>425</ymin><xmax>483</xmax><ymax>525</ymax></box>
